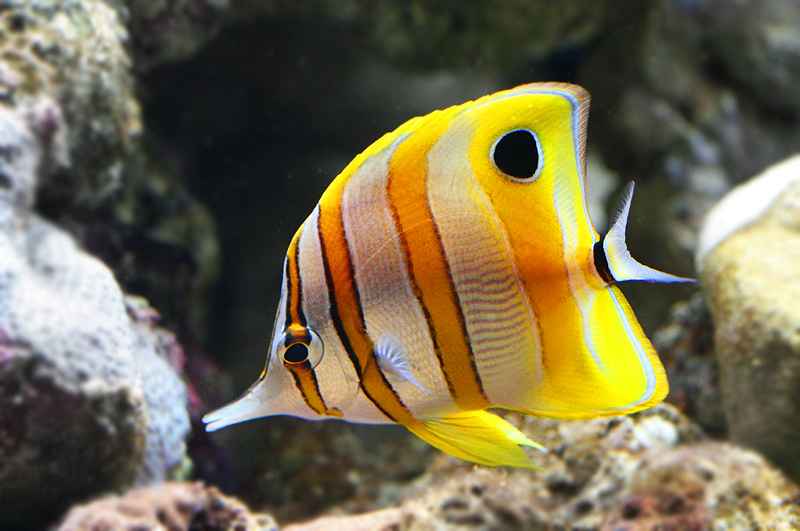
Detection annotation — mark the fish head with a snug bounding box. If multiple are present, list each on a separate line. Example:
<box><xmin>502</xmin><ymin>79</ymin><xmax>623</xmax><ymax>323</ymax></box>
<box><xmin>204</xmin><ymin>284</ymin><xmax>359</xmax><ymax>432</ymax></box>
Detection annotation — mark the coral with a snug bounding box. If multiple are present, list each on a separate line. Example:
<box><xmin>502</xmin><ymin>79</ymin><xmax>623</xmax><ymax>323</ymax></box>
<box><xmin>698</xmin><ymin>154</ymin><xmax>800</xmax><ymax>482</ymax></box>
<box><xmin>283</xmin><ymin>509</ymin><xmax>402</xmax><ymax>531</ymax></box>
<box><xmin>58</xmin><ymin>481</ymin><xmax>278</xmax><ymax>531</ymax></box>
<box><xmin>690</xmin><ymin>0</ymin><xmax>800</xmax><ymax>114</ymax></box>
<box><xmin>608</xmin><ymin>443</ymin><xmax>800</xmax><ymax>530</ymax></box>
<box><xmin>0</xmin><ymin>104</ymin><xmax>189</xmax><ymax>527</ymax></box>
<box><xmin>117</xmin><ymin>0</ymin><xmax>607</xmax><ymax>72</ymax></box>
<box><xmin>0</xmin><ymin>1</ymin><xmax>220</xmax><ymax>349</ymax></box>
<box><xmin>349</xmin><ymin>0</ymin><xmax>608</xmax><ymax>70</ymax></box>
<box><xmin>0</xmin><ymin>0</ymin><xmax>139</xmax><ymax>208</ymax></box>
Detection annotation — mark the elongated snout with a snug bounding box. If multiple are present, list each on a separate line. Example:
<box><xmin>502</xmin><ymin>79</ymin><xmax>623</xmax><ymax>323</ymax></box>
<box><xmin>203</xmin><ymin>389</ymin><xmax>266</xmax><ymax>432</ymax></box>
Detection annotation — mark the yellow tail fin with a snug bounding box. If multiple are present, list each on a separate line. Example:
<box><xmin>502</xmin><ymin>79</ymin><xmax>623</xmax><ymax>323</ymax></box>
<box><xmin>406</xmin><ymin>410</ymin><xmax>544</xmax><ymax>468</ymax></box>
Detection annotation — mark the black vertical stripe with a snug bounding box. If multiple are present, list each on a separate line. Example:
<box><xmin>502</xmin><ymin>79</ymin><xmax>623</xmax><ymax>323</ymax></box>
<box><xmin>315</xmin><ymin>204</ymin><xmax>407</xmax><ymax>424</ymax></box>
<box><xmin>385</xmin><ymin>193</ymin><xmax>458</xmax><ymax>400</ymax></box>
<box><xmin>593</xmin><ymin>239</ymin><xmax>614</xmax><ymax>284</ymax></box>
<box><xmin>316</xmin><ymin>213</ymin><xmax>363</xmax><ymax>380</ymax></box>
<box><xmin>384</xmin><ymin>168</ymin><xmax>488</xmax><ymax>407</ymax></box>
<box><xmin>427</xmin><ymin>213</ymin><xmax>488</xmax><ymax>403</ymax></box>
<box><xmin>286</xmin><ymin>359</ymin><xmax>334</xmax><ymax>416</ymax></box>
<box><xmin>285</xmin><ymin>237</ymin><xmax>308</xmax><ymax>327</ymax></box>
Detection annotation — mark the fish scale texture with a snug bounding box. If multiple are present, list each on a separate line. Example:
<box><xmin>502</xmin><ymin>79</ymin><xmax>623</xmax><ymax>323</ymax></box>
<box><xmin>0</xmin><ymin>106</ymin><xmax>189</xmax><ymax>527</ymax></box>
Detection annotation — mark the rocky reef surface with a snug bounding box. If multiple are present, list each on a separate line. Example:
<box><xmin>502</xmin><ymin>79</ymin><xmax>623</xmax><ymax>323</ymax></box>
<box><xmin>0</xmin><ymin>104</ymin><xmax>189</xmax><ymax>526</ymax></box>
<box><xmin>698</xmin><ymin>156</ymin><xmax>800</xmax><ymax>483</ymax></box>
<box><xmin>2</xmin><ymin>0</ymin><xmax>800</xmax><ymax>529</ymax></box>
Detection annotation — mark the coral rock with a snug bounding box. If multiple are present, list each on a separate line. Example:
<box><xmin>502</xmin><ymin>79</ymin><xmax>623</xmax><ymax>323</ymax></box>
<box><xmin>0</xmin><ymin>1</ymin><xmax>140</xmax><ymax>207</ymax></box>
<box><xmin>608</xmin><ymin>443</ymin><xmax>800</xmax><ymax>530</ymax></box>
<box><xmin>283</xmin><ymin>508</ymin><xmax>402</xmax><ymax>531</ymax></box>
<box><xmin>287</xmin><ymin>409</ymin><xmax>799</xmax><ymax>530</ymax></box>
<box><xmin>653</xmin><ymin>293</ymin><xmax>724</xmax><ymax>436</ymax></box>
<box><xmin>698</xmin><ymin>154</ymin><xmax>800</xmax><ymax>482</ymax></box>
<box><xmin>58</xmin><ymin>481</ymin><xmax>278</xmax><ymax>531</ymax></box>
<box><xmin>0</xmin><ymin>104</ymin><xmax>189</xmax><ymax>527</ymax></box>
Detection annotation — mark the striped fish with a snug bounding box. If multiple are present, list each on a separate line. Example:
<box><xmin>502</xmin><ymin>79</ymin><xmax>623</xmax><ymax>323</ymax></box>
<box><xmin>203</xmin><ymin>83</ymin><xmax>692</xmax><ymax>468</ymax></box>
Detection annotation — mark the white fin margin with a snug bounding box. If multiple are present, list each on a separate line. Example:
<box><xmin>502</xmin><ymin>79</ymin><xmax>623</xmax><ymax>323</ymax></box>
<box><xmin>603</xmin><ymin>182</ymin><xmax>694</xmax><ymax>284</ymax></box>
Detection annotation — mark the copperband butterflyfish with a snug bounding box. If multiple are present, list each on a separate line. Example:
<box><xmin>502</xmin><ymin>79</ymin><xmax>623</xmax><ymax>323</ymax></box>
<box><xmin>203</xmin><ymin>83</ymin><xmax>692</xmax><ymax>468</ymax></box>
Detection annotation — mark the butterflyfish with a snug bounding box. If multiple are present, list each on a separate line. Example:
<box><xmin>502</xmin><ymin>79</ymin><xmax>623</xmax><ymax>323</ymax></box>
<box><xmin>203</xmin><ymin>83</ymin><xmax>692</xmax><ymax>468</ymax></box>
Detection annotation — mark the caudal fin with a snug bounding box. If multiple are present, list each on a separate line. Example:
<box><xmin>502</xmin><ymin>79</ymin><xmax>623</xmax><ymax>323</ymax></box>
<box><xmin>598</xmin><ymin>182</ymin><xmax>694</xmax><ymax>284</ymax></box>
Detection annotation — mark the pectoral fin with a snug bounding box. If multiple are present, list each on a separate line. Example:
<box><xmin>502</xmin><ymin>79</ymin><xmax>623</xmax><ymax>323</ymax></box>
<box><xmin>376</xmin><ymin>334</ymin><xmax>429</xmax><ymax>392</ymax></box>
<box><xmin>406</xmin><ymin>410</ymin><xmax>544</xmax><ymax>468</ymax></box>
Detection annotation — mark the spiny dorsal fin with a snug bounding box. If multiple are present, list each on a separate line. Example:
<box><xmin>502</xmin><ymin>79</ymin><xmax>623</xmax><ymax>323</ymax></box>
<box><xmin>601</xmin><ymin>182</ymin><xmax>694</xmax><ymax>284</ymax></box>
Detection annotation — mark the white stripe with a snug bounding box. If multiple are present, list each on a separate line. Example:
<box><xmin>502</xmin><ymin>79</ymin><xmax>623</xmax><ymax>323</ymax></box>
<box><xmin>295</xmin><ymin>208</ymin><xmax>363</xmax><ymax>419</ymax></box>
<box><xmin>426</xmin><ymin>120</ymin><xmax>543</xmax><ymax>410</ymax></box>
<box><xmin>340</xmin><ymin>135</ymin><xmax>459</xmax><ymax>420</ymax></box>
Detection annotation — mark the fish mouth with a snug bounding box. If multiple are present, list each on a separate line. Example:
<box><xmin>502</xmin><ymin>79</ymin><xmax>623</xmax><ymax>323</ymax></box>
<box><xmin>202</xmin><ymin>389</ymin><xmax>265</xmax><ymax>432</ymax></box>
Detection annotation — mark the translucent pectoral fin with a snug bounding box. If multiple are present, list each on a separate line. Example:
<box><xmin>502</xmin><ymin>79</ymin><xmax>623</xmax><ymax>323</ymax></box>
<box><xmin>406</xmin><ymin>410</ymin><xmax>545</xmax><ymax>468</ymax></box>
<box><xmin>376</xmin><ymin>334</ymin><xmax>429</xmax><ymax>392</ymax></box>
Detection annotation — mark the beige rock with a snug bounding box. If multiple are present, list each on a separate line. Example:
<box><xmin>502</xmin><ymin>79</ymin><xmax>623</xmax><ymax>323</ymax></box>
<box><xmin>698</xmin><ymin>154</ymin><xmax>800</xmax><ymax>482</ymax></box>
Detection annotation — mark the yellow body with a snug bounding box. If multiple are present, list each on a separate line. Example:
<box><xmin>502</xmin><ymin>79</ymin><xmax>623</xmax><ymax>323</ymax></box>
<box><xmin>204</xmin><ymin>83</ymin><xmax>691</xmax><ymax>468</ymax></box>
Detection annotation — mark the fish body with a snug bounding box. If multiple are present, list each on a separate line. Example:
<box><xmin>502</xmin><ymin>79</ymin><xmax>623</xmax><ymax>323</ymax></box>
<box><xmin>204</xmin><ymin>83</ymin><xmax>691</xmax><ymax>467</ymax></box>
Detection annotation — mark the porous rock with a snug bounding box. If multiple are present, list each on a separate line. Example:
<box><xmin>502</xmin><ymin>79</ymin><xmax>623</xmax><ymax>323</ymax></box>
<box><xmin>652</xmin><ymin>293</ymin><xmax>724</xmax><ymax>437</ymax></box>
<box><xmin>119</xmin><ymin>0</ymin><xmax>608</xmax><ymax>72</ymax></box>
<box><xmin>0</xmin><ymin>104</ymin><xmax>189</xmax><ymax>527</ymax></box>
<box><xmin>0</xmin><ymin>0</ymin><xmax>140</xmax><ymax>207</ymax></box>
<box><xmin>698</xmin><ymin>154</ymin><xmax>800</xmax><ymax>482</ymax></box>
<box><xmin>58</xmin><ymin>481</ymin><xmax>278</xmax><ymax>531</ymax></box>
<box><xmin>606</xmin><ymin>442</ymin><xmax>800</xmax><ymax>530</ymax></box>
<box><xmin>285</xmin><ymin>407</ymin><xmax>800</xmax><ymax>530</ymax></box>
<box><xmin>346</xmin><ymin>0</ymin><xmax>608</xmax><ymax>70</ymax></box>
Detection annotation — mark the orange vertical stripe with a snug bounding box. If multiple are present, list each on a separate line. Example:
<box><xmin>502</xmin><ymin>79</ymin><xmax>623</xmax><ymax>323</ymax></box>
<box><xmin>284</xmin><ymin>230</ymin><xmax>306</xmax><ymax>326</ymax></box>
<box><xmin>386</xmin><ymin>123</ymin><xmax>491</xmax><ymax>412</ymax></box>
<box><xmin>285</xmin><ymin>360</ymin><xmax>342</xmax><ymax>418</ymax></box>
<box><xmin>315</xmin><ymin>183</ymin><xmax>421</xmax><ymax>427</ymax></box>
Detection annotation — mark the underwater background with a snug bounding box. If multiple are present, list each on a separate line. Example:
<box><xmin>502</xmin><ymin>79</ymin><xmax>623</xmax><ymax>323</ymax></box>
<box><xmin>1</xmin><ymin>1</ymin><xmax>799</xmax><ymax>529</ymax></box>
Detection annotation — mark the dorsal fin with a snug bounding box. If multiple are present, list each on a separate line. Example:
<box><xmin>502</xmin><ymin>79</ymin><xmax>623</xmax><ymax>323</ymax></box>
<box><xmin>600</xmin><ymin>182</ymin><xmax>694</xmax><ymax>284</ymax></box>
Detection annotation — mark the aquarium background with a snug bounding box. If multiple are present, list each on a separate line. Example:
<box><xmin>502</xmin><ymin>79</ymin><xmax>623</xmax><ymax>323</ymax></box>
<box><xmin>1</xmin><ymin>1</ymin><xmax>799</xmax><ymax>529</ymax></box>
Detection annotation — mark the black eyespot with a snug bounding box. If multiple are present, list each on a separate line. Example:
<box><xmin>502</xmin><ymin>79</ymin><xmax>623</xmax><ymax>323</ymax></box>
<box><xmin>492</xmin><ymin>129</ymin><xmax>541</xmax><ymax>181</ymax></box>
<box><xmin>284</xmin><ymin>342</ymin><xmax>309</xmax><ymax>364</ymax></box>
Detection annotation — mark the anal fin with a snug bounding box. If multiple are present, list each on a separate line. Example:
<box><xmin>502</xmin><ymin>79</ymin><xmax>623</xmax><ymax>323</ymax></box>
<box><xmin>406</xmin><ymin>410</ymin><xmax>544</xmax><ymax>468</ymax></box>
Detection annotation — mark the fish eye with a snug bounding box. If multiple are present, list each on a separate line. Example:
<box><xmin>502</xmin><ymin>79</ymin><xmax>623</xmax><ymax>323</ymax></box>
<box><xmin>284</xmin><ymin>342</ymin><xmax>309</xmax><ymax>363</ymax></box>
<box><xmin>491</xmin><ymin>129</ymin><xmax>542</xmax><ymax>182</ymax></box>
<box><xmin>279</xmin><ymin>326</ymin><xmax>324</xmax><ymax>369</ymax></box>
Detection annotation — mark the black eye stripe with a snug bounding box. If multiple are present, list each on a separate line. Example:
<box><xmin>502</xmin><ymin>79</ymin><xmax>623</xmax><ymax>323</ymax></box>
<box><xmin>492</xmin><ymin>129</ymin><xmax>541</xmax><ymax>181</ymax></box>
